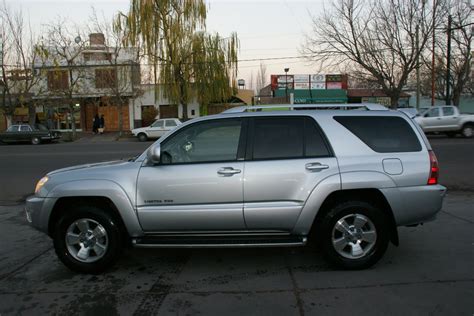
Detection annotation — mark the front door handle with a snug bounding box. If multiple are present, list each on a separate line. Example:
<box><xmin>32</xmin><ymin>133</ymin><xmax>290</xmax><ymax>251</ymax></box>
<box><xmin>217</xmin><ymin>167</ymin><xmax>241</xmax><ymax>176</ymax></box>
<box><xmin>305</xmin><ymin>163</ymin><xmax>329</xmax><ymax>172</ymax></box>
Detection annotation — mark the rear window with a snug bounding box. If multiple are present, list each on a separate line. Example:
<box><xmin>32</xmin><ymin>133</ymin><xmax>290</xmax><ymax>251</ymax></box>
<box><xmin>334</xmin><ymin>116</ymin><xmax>422</xmax><ymax>153</ymax></box>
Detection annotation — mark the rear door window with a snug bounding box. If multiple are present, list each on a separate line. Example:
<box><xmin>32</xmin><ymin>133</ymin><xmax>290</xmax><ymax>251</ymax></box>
<box><xmin>442</xmin><ymin>107</ymin><xmax>455</xmax><ymax>116</ymax></box>
<box><xmin>334</xmin><ymin>116</ymin><xmax>422</xmax><ymax>153</ymax></box>
<box><xmin>250</xmin><ymin>117</ymin><xmax>331</xmax><ymax>160</ymax></box>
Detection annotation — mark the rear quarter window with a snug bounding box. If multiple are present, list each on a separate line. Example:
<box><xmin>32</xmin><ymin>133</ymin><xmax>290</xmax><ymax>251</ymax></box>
<box><xmin>334</xmin><ymin>116</ymin><xmax>422</xmax><ymax>153</ymax></box>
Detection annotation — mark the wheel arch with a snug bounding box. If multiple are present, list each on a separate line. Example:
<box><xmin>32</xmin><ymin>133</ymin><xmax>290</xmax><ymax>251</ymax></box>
<box><xmin>308</xmin><ymin>188</ymin><xmax>399</xmax><ymax>246</ymax></box>
<box><xmin>46</xmin><ymin>180</ymin><xmax>144</xmax><ymax>238</ymax></box>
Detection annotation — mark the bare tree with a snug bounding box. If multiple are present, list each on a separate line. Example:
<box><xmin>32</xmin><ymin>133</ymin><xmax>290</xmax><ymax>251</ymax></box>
<box><xmin>256</xmin><ymin>61</ymin><xmax>267</xmax><ymax>94</ymax></box>
<box><xmin>38</xmin><ymin>20</ymin><xmax>88</xmax><ymax>138</ymax></box>
<box><xmin>302</xmin><ymin>0</ymin><xmax>443</xmax><ymax>108</ymax></box>
<box><xmin>421</xmin><ymin>0</ymin><xmax>472</xmax><ymax>105</ymax></box>
<box><xmin>0</xmin><ymin>1</ymin><xmax>43</xmax><ymax>127</ymax></box>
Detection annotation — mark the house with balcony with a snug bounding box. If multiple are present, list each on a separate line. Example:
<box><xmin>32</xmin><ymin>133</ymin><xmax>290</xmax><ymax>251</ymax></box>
<box><xmin>32</xmin><ymin>33</ymin><xmax>140</xmax><ymax>132</ymax></box>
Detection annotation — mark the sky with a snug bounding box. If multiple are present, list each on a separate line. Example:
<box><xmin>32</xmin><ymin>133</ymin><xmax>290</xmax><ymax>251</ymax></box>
<box><xmin>5</xmin><ymin>0</ymin><xmax>328</xmax><ymax>90</ymax></box>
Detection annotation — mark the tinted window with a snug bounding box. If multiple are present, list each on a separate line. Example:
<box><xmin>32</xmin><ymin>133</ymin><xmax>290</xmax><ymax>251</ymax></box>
<box><xmin>151</xmin><ymin>120</ymin><xmax>164</xmax><ymax>128</ymax></box>
<box><xmin>425</xmin><ymin>108</ymin><xmax>440</xmax><ymax>117</ymax></box>
<box><xmin>20</xmin><ymin>126</ymin><xmax>31</xmax><ymax>132</ymax></box>
<box><xmin>161</xmin><ymin>119</ymin><xmax>241</xmax><ymax>164</ymax></box>
<box><xmin>253</xmin><ymin>117</ymin><xmax>304</xmax><ymax>159</ymax></box>
<box><xmin>165</xmin><ymin>120</ymin><xmax>177</xmax><ymax>127</ymax></box>
<box><xmin>442</xmin><ymin>107</ymin><xmax>454</xmax><ymax>116</ymax></box>
<box><xmin>334</xmin><ymin>116</ymin><xmax>422</xmax><ymax>153</ymax></box>
<box><xmin>305</xmin><ymin>118</ymin><xmax>331</xmax><ymax>157</ymax></box>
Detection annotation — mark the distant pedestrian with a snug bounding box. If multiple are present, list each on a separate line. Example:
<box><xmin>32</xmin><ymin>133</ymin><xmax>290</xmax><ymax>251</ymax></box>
<box><xmin>92</xmin><ymin>114</ymin><xmax>100</xmax><ymax>134</ymax></box>
<box><xmin>99</xmin><ymin>114</ymin><xmax>105</xmax><ymax>134</ymax></box>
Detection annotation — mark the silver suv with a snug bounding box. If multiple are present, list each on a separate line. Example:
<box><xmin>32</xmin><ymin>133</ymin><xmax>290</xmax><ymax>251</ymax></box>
<box><xmin>26</xmin><ymin>104</ymin><xmax>446</xmax><ymax>273</ymax></box>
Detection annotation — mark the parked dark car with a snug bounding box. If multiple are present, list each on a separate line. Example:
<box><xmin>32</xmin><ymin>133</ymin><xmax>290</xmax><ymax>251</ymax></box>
<box><xmin>0</xmin><ymin>124</ymin><xmax>61</xmax><ymax>145</ymax></box>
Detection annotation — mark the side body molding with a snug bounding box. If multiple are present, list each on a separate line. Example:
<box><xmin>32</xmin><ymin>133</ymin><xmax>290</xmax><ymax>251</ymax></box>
<box><xmin>47</xmin><ymin>180</ymin><xmax>144</xmax><ymax>237</ymax></box>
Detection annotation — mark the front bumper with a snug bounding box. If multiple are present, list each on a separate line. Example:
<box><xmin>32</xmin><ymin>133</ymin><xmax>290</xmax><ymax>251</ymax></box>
<box><xmin>25</xmin><ymin>195</ymin><xmax>55</xmax><ymax>234</ymax></box>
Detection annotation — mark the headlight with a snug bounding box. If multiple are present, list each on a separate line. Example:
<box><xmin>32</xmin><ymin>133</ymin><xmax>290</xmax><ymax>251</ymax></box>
<box><xmin>35</xmin><ymin>176</ymin><xmax>49</xmax><ymax>194</ymax></box>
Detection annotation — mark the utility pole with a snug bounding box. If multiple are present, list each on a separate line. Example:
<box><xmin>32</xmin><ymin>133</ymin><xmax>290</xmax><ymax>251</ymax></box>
<box><xmin>446</xmin><ymin>15</ymin><xmax>452</xmax><ymax>105</ymax></box>
<box><xmin>431</xmin><ymin>0</ymin><xmax>436</xmax><ymax>106</ymax></box>
<box><xmin>416</xmin><ymin>24</ymin><xmax>421</xmax><ymax>110</ymax></box>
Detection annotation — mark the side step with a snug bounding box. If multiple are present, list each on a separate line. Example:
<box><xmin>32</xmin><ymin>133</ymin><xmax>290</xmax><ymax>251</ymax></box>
<box><xmin>132</xmin><ymin>235</ymin><xmax>307</xmax><ymax>248</ymax></box>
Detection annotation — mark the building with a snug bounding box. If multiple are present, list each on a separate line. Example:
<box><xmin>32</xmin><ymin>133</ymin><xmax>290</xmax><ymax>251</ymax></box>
<box><xmin>131</xmin><ymin>84</ymin><xmax>200</xmax><ymax>128</ymax></box>
<box><xmin>32</xmin><ymin>33</ymin><xmax>140</xmax><ymax>132</ymax></box>
<box><xmin>347</xmin><ymin>89</ymin><xmax>411</xmax><ymax>107</ymax></box>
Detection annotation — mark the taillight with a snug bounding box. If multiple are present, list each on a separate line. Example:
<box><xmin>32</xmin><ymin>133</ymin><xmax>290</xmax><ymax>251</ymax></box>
<box><xmin>428</xmin><ymin>150</ymin><xmax>439</xmax><ymax>185</ymax></box>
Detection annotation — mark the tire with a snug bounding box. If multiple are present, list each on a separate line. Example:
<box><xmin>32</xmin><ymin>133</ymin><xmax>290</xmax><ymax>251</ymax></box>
<box><xmin>137</xmin><ymin>133</ymin><xmax>148</xmax><ymax>142</ymax></box>
<box><xmin>461</xmin><ymin>124</ymin><xmax>473</xmax><ymax>138</ymax></box>
<box><xmin>446</xmin><ymin>132</ymin><xmax>457</xmax><ymax>138</ymax></box>
<box><xmin>31</xmin><ymin>137</ymin><xmax>41</xmax><ymax>145</ymax></box>
<box><xmin>319</xmin><ymin>200</ymin><xmax>389</xmax><ymax>270</ymax></box>
<box><xmin>53</xmin><ymin>205</ymin><xmax>124</xmax><ymax>274</ymax></box>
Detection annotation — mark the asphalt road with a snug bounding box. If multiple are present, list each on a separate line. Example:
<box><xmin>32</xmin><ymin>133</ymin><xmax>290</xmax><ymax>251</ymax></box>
<box><xmin>0</xmin><ymin>137</ymin><xmax>473</xmax><ymax>315</ymax></box>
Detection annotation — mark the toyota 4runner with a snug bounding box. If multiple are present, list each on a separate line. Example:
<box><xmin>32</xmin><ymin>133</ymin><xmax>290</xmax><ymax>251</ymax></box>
<box><xmin>26</xmin><ymin>104</ymin><xmax>447</xmax><ymax>273</ymax></box>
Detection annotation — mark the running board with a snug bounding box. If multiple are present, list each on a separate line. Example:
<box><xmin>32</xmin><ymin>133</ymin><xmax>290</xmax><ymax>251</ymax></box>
<box><xmin>132</xmin><ymin>235</ymin><xmax>307</xmax><ymax>248</ymax></box>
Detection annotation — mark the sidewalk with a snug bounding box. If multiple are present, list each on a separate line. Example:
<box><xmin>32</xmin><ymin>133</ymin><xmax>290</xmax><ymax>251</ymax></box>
<box><xmin>67</xmin><ymin>132</ymin><xmax>137</xmax><ymax>143</ymax></box>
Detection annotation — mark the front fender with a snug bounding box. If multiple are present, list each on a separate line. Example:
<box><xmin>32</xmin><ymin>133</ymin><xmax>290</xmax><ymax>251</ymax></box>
<box><xmin>47</xmin><ymin>180</ymin><xmax>143</xmax><ymax>237</ymax></box>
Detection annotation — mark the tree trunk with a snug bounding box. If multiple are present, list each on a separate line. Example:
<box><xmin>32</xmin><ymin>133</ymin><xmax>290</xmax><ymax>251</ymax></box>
<box><xmin>452</xmin><ymin>87</ymin><xmax>461</xmax><ymax>107</ymax></box>
<box><xmin>182</xmin><ymin>102</ymin><xmax>188</xmax><ymax>120</ymax></box>
<box><xmin>118</xmin><ymin>100</ymin><xmax>123</xmax><ymax>137</ymax></box>
<box><xmin>28</xmin><ymin>103</ymin><xmax>36</xmax><ymax>126</ymax></box>
<box><xmin>70</xmin><ymin>104</ymin><xmax>77</xmax><ymax>139</ymax></box>
<box><xmin>389</xmin><ymin>94</ymin><xmax>400</xmax><ymax>109</ymax></box>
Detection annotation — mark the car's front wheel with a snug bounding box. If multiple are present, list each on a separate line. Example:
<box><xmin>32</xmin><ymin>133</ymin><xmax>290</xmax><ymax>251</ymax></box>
<box><xmin>320</xmin><ymin>200</ymin><xmax>389</xmax><ymax>270</ymax></box>
<box><xmin>137</xmin><ymin>133</ymin><xmax>148</xmax><ymax>142</ymax></box>
<box><xmin>31</xmin><ymin>137</ymin><xmax>41</xmax><ymax>145</ymax></box>
<box><xmin>53</xmin><ymin>206</ymin><xmax>124</xmax><ymax>274</ymax></box>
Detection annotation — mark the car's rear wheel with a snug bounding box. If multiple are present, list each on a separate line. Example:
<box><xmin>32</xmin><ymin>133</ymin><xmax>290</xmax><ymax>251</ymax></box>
<box><xmin>31</xmin><ymin>137</ymin><xmax>41</xmax><ymax>145</ymax></box>
<box><xmin>320</xmin><ymin>200</ymin><xmax>389</xmax><ymax>270</ymax></box>
<box><xmin>53</xmin><ymin>205</ymin><xmax>123</xmax><ymax>274</ymax></box>
<box><xmin>137</xmin><ymin>133</ymin><xmax>148</xmax><ymax>142</ymax></box>
<box><xmin>461</xmin><ymin>124</ymin><xmax>473</xmax><ymax>138</ymax></box>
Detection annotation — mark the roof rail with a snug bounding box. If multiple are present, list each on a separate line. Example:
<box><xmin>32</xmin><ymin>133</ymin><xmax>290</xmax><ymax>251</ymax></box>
<box><xmin>221</xmin><ymin>103</ymin><xmax>388</xmax><ymax>114</ymax></box>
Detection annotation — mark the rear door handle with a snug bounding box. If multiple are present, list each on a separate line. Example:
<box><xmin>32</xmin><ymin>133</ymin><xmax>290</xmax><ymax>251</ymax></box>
<box><xmin>305</xmin><ymin>163</ymin><xmax>329</xmax><ymax>172</ymax></box>
<box><xmin>217</xmin><ymin>167</ymin><xmax>241</xmax><ymax>176</ymax></box>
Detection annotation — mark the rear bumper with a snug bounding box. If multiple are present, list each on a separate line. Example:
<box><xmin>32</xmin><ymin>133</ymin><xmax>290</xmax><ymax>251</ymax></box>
<box><xmin>381</xmin><ymin>185</ymin><xmax>447</xmax><ymax>226</ymax></box>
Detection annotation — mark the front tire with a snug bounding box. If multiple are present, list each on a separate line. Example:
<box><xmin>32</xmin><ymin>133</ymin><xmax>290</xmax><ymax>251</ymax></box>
<box><xmin>53</xmin><ymin>206</ymin><xmax>123</xmax><ymax>274</ymax></box>
<box><xmin>320</xmin><ymin>200</ymin><xmax>389</xmax><ymax>270</ymax></box>
<box><xmin>137</xmin><ymin>133</ymin><xmax>148</xmax><ymax>142</ymax></box>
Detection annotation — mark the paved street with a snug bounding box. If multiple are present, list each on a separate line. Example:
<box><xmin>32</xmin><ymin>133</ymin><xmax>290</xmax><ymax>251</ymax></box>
<box><xmin>0</xmin><ymin>137</ymin><xmax>473</xmax><ymax>315</ymax></box>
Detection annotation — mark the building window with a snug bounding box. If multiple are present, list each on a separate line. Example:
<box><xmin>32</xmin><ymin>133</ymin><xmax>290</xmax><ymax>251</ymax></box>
<box><xmin>47</xmin><ymin>70</ymin><xmax>69</xmax><ymax>91</ymax></box>
<box><xmin>95</xmin><ymin>69</ymin><xmax>117</xmax><ymax>89</ymax></box>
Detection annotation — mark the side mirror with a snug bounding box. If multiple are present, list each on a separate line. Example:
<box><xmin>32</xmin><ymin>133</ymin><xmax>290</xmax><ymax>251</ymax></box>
<box><xmin>146</xmin><ymin>144</ymin><xmax>161</xmax><ymax>164</ymax></box>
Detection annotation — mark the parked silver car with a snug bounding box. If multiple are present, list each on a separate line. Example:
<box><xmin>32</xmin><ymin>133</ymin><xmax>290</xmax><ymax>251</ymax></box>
<box><xmin>26</xmin><ymin>104</ymin><xmax>446</xmax><ymax>273</ymax></box>
<box><xmin>131</xmin><ymin>118</ymin><xmax>182</xmax><ymax>141</ymax></box>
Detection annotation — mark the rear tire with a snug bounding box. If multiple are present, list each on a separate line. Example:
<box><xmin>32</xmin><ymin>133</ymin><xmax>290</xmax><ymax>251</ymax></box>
<box><xmin>137</xmin><ymin>133</ymin><xmax>148</xmax><ymax>142</ymax></box>
<box><xmin>320</xmin><ymin>200</ymin><xmax>389</xmax><ymax>270</ymax></box>
<box><xmin>53</xmin><ymin>205</ymin><xmax>124</xmax><ymax>274</ymax></box>
<box><xmin>461</xmin><ymin>124</ymin><xmax>473</xmax><ymax>138</ymax></box>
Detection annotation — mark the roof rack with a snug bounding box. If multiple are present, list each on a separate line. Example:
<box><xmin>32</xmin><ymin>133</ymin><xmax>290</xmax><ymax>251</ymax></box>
<box><xmin>222</xmin><ymin>103</ymin><xmax>388</xmax><ymax>114</ymax></box>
